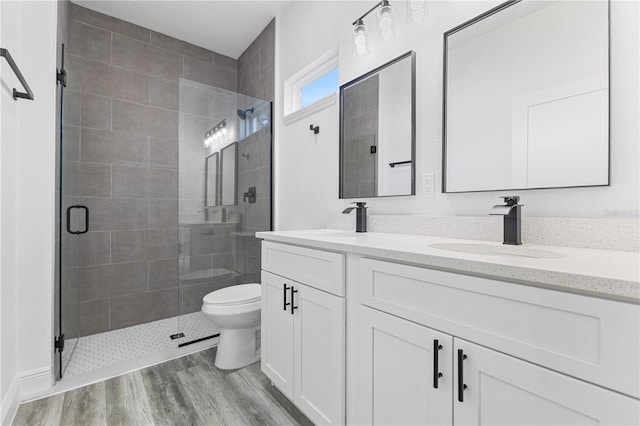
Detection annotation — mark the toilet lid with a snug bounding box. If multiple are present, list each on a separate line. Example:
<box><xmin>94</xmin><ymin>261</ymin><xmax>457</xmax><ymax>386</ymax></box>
<box><xmin>203</xmin><ymin>283</ymin><xmax>261</xmax><ymax>306</ymax></box>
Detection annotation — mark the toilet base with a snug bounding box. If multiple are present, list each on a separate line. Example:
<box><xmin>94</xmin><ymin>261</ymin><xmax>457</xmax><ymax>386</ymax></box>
<box><xmin>214</xmin><ymin>325</ymin><xmax>261</xmax><ymax>370</ymax></box>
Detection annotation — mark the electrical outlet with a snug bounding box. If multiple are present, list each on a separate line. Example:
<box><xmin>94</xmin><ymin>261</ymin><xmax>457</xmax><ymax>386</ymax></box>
<box><xmin>423</xmin><ymin>173</ymin><xmax>435</xmax><ymax>197</ymax></box>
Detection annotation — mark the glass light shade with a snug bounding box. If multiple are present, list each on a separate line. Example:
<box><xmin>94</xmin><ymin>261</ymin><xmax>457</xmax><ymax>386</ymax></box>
<box><xmin>221</xmin><ymin>127</ymin><xmax>228</xmax><ymax>135</ymax></box>
<box><xmin>377</xmin><ymin>2</ymin><xmax>394</xmax><ymax>41</ymax></box>
<box><xmin>352</xmin><ymin>22</ymin><xmax>369</xmax><ymax>57</ymax></box>
<box><xmin>407</xmin><ymin>0</ymin><xmax>425</xmax><ymax>23</ymax></box>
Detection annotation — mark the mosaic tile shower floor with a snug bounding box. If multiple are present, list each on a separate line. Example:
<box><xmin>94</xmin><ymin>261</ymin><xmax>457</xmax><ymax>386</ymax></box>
<box><xmin>61</xmin><ymin>312</ymin><xmax>218</xmax><ymax>377</ymax></box>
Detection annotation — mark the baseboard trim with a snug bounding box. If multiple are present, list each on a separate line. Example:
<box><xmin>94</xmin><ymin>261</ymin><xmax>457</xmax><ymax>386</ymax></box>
<box><xmin>1</xmin><ymin>375</ymin><xmax>20</xmax><ymax>426</ymax></box>
<box><xmin>19</xmin><ymin>366</ymin><xmax>52</xmax><ymax>401</ymax></box>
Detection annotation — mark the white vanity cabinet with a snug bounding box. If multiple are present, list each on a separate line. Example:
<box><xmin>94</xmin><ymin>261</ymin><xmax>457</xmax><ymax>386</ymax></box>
<box><xmin>356</xmin><ymin>306</ymin><xmax>453</xmax><ymax>425</ymax></box>
<box><xmin>355</xmin><ymin>258</ymin><xmax>640</xmax><ymax>425</ymax></box>
<box><xmin>357</xmin><ymin>304</ymin><xmax>638</xmax><ymax>425</ymax></box>
<box><xmin>258</xmin><ymin>234</ymin><xmax>640</xmax><ymax>426</ymax></box>
<box><xmin>261</xmin><ymin>242</ymin><xmax>346</xmax><ymax>425</ymax></box>
<box><xmin>454</xmin><ymin>339</ymin><xmax>639</xmax><ymax>425</ymax></box>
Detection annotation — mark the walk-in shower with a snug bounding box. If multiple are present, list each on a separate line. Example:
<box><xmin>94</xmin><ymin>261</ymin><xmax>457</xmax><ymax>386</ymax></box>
<box><xmin>57</xmin><ymin>61</ymin><xmax>271</xmax><ymax>380</ymax></box>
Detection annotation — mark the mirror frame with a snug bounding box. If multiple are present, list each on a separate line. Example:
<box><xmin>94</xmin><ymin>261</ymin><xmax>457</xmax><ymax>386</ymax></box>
<box><xmin>441</xmin><ymin>0</ymin><xmax>611</xmax><ymax>193</ymax></box>
<box><xmin>220</xmin><ymin>141</ymin><xmax>238</xmax><ymax>206</ymax></box>
<box><xmin>339</xmin><ymin>50</ymin><xmax>416</xmax><ymax>199</ymax></box>
<box><xmin>205</xmin><ymin>152</ymin><xmax>219</xmax><ymax>207</ymax></box>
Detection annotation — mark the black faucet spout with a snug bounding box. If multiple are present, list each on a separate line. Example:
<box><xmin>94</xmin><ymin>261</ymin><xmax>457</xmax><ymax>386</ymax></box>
<box><xmin>342</xmin><ymin>202</ymin><xmax>367</xmax><ymax>233</ymax></box>
<box><xmin>490</xmin><ymin>196</ymin><xmax>523</xmax><ymax>245</ymax></box>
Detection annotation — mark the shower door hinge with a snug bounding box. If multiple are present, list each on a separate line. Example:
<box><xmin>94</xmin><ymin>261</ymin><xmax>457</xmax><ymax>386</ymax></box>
<box><xmin>55</xmin><ymin>334</ymin><xmax>65</xmax><ymax>353</ymax></box>
<box><xmin>56</xmin><ymin>68</ymin><xmax>67</xmax><ymax>87</ymax></box>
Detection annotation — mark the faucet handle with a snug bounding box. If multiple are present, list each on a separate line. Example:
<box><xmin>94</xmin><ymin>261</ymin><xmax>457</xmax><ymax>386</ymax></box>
<box><xmin>352</xmin><ymin>201</ymin><xmax>367</xmax><ymax>208</ymax></box>
<box><xmin>499</xmin><ymin>195</ymin><xmax>520</xmax><ymax>205</ymax></box>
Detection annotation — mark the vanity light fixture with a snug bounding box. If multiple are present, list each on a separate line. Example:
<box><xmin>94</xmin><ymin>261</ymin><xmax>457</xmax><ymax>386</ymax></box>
<box><xmin>352</xmin><ymin>1</ymin><xmax>394</xmax><ymax>56</ymax></box>
<box><xmin>204</xmin><ymin>119</ymin><xmax>227</xmax><ymax>149</ymax></box>
<box><xmin>353</xmin><ymin>19</ymin><xmax>369</xmax><ymax>57</ymax></box>
<box><xmin>377</xmin><ymin>0</ymin><xmax>394</xmax><ymax>40</ymax></box>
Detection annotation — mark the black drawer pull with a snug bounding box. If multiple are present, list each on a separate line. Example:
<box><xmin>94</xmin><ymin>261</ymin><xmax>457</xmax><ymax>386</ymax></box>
<box><xmin>458</xmin><ymin>349</ymin><xmax>468</xmax><ymax>402</ymax></box>
<box><xmin>433</xmin><ymin>339</ymin><xmax>443</xmax><ymax>388</ymax></box>
<box><xmin>283</xmin><ymin>284</ymin><xmax>291</xmax><ymax>311</ymax></box>
<box><xmin>290</xmin><ymin>287</ymin><xmax>298</xmax><ymax>314</ymax></box>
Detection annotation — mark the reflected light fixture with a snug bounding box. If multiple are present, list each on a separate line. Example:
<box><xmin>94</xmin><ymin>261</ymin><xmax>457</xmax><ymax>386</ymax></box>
<box><xmin>407</xmin><ymin>0</ymin><xmax>426</xmax><ymax>23</ymax></box>
<box><xmin>204</xmin><ymin>119</ymin><xmax>227</xmax><ymax>149</ymax></box>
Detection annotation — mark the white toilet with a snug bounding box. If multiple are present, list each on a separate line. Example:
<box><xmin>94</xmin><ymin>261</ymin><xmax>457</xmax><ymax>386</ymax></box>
<box><xmin>201</xmin><ymin>283</ymin><xmax>262</xmax><ymax>370</ymax></box>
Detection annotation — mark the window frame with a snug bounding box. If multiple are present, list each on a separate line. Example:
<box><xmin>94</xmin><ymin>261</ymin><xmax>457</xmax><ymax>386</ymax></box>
<box><xmin>284</xmin><ymin>47</ymin><xmax>339</xmax><ymax>125</ymax></box>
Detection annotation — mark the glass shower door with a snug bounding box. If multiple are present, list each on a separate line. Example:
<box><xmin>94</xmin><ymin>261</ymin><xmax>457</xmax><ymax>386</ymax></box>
<box><xmin>57</xmin><ymin>45</ymin><xmax>84</xmax><ymax>378</ymax></box>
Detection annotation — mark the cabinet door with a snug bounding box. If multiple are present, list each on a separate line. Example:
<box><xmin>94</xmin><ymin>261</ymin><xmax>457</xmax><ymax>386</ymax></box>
<box><xmin>356</xmin><ymin>306</ymin><xmax>453</xmax><ymax>426</ymax></box>
<box><xmin>454</xmin><ymin>339</ymin><xmax>640</xmax><ymax>425</ymax></box>
<box><xmin>261</xmin><ymin>271</ymin><xmax>294</xmax><ymax>398</ymax></box>
<box><xmin>293</xmin><ymin>283</ymin><xmax>345</xmax><ymax>425</ymax></box>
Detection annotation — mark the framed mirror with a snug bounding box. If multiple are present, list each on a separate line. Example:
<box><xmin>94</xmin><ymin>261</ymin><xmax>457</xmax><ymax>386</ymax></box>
<box><xmin>205</xmin><ymin>152</ymin><xmax>219</xmax><ymax>207</ymax></box>
<box><xmin>340</xmin><ymin>51</ymin><xmax>416</xmax><ymax>198</ymax></box>
<box><xmin>220</xmin><ymin>142</ymin><xmax>237</xmax><ymax>205</ymax></box>
<box><xmin>443</xmin><ymin>0</ymin><xmax>609</xmax><ymax>193</ymax></box>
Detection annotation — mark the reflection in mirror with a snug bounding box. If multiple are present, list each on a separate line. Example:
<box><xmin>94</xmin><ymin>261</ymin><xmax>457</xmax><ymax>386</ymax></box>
<box><xmin>443</xmin><ymin>0</ymin><xmax>609</xmax><ymax>193</ymax></box>
<box><xmin>205</xmin><ymin>152</ymin><xmax>219</xmax><ymax>207</ymax></box>
<box><xmin>340</xmin><ymin>51</ymin><xmax>415</xmax><ymax>198</ymax></box>
<box><xmin>220</xmin><ymin>142</ymin><xmax>237</xmax><ymax>205</ymax></box>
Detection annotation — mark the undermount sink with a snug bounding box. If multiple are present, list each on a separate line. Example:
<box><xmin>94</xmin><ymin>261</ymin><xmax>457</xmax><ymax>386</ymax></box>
<box><xmin>429</xmin><ymin>243</ymin><xmax>567</xmax><ymax>259</ymax></box>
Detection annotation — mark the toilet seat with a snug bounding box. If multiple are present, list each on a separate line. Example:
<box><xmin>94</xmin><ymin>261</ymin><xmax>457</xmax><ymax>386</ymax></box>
<box><xmin>203</xmin><ymin>283</ymin><xmax>261</xmax><ymax>306</ymax></box>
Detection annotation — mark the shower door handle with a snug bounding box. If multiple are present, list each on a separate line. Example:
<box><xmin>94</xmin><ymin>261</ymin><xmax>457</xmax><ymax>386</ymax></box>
<box><xmin>66</xmin><ymin>205</ymin><xmax>89</xmax><ymax>235</ymax></box>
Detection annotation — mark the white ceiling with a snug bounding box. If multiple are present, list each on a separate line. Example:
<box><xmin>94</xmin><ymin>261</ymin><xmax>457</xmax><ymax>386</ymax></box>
<box><xmin>71</xmin><ymin>0</ymin><xmax>294</xmax><ymax>59</ymax></box>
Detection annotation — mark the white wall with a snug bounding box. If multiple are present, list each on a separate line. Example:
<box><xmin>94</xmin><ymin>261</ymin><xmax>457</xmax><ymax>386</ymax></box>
<box><xmin>0</xmin><ymin>0</ymin><xmax>22</xmax><ymax>421</ymax></box>
<box><xmin>377</xmin><ymin>60</ymin><xmax>412</xmax><ymax>196</ymax></box>
<box><xmin>15</xmin><ymin>0</ymin><xmax>58</xmax><ymax>397</ymax></box>
<box><xmin>275</xmin><ymin>0</ymin><xmax>639</xmax><ymax>231</ymax></box>
<box><xmin>0</xmin><ymin>0</ymin><xmax>58</xmax><ymax>412</ymax></box>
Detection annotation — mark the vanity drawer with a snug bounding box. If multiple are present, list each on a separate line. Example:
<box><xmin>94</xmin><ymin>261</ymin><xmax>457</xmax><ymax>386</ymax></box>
<box><xmin>359</xmin><ymin>258</ymin><xmax>640</xmax><ymax>398</ymax></box>
<box><xmin>262</xmin><ymin>241</ymin><xmax>345</xmax><ymax>296</ymax></box>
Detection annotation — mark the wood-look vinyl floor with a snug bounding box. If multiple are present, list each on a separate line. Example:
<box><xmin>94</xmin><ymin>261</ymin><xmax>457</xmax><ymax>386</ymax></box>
<box><xmin>13</xmin><ymin>348</ymin><xmax>312</xmax><ymax>426</ymax></box>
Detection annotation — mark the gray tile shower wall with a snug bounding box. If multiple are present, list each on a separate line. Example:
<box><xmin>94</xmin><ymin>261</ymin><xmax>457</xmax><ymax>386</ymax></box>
<box><xmin>63</xmin><ymin>4</ymin><xmax>239</xmax><ymax>337</ymax></box>
<box><xmin>233</xmin><ymin>126</ymin><xmax>272</xmax><ymax>285</ymax></box>
<box><xmin>177</xmin><ymin>80</ymin><xmax>244</xmax><ymax>315</ymax></box>
<box><xmin>235</xmin><ymin>19</ymin><xmax>275</xmax><ymax>285</ymax></box>
<box><xmin>238</xmin><ymin>19</ymin><xmax>275</xmax><ymax>101</ymax></box>
<box><xmin>342</xmin><ymin>74</ymin><xmax>379</xmax><ymax>198</ymax></box>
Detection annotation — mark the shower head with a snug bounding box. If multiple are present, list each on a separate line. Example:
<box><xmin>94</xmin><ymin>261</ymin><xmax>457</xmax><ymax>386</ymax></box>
<box><xmin>237</xmin><ymin>108</ymin><xmax>254</xmax><ymax>120</ymax></box>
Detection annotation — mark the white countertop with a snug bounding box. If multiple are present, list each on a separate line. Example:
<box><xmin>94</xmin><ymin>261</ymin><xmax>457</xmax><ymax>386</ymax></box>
<box><xmin>256</xmin><ymin>229</ymin><xmax>640</xmax><ymax>303</ymax></box>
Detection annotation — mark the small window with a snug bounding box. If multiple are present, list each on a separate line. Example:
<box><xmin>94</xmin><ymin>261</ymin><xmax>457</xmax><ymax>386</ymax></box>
<box><xmin>300</xmin><ymin>68</ymin><xmax>339</xmax><ymax>109</ymax></box>
<box><xmin>284</xmin><ymin>48</ymin><xmax>339</xmax><ymax>123</ymax></box>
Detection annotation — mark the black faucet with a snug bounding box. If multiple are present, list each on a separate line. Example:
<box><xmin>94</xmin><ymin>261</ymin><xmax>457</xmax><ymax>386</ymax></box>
<box><xmin>243</xmin><ymin>187</ymin><xmax>256</xmax><ymax>203</ymax></box>
<box><xmin>342</xmin><ymin>202</ymin><xmax>367</xmax><ymax>233</ymax></box>
<box><xmin>490</xmin><ymin>196</ymin><xmax>523</xmax><ymax>245</ymax></box>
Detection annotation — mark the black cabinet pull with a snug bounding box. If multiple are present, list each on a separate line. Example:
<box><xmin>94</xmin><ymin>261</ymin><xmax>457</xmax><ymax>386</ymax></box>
<box><xmin>433</xmin><ymin>339</ymin><xmax>443</xmax><ymax>388</ymax></box>
<box><xmin>283</xmin><ymin>284</ymin><xmax>291</xmax><ymax>311</ymax></box>
<box><xmin>457</xmin><ymin>349</ymin><xmax>468</xmax><ymax>402</ymax></box>
<box><xmin>290</xmin><ymin>287</ymin><xmax>298</xmax><ymax>314</ymax></box>
<box><xmin>66</xmin><ymin>205</ymin><xmax>89</xmax><ymax>235</ymax></box>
